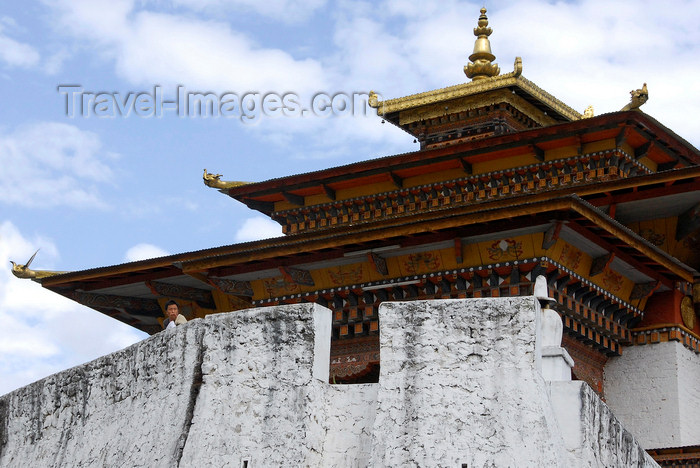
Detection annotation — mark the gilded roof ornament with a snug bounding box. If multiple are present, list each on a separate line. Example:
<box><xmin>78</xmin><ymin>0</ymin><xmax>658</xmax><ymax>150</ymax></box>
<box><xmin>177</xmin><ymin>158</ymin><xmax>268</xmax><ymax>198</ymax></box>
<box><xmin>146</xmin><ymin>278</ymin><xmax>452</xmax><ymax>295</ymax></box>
<box><xmin>620</xmin><ymin>83</ymin><xmax>648</xmax><ymax>111</ymax></box>
<box><xmin>203</xmin><ymin>169</ymin><xmax>249</xmax><ymax>190</ymax></box>
<box><xmin>10</xmin><ymin>249</ymin><xmax>67</xmax><ymax>280</ymax></box>
<box><xmin>582</xmin><ymin>105</ymin><xmax>595</xmax><ymax>119</ymax></box>
<box><xmin>464</xmin><ymin>8</ymin><xmax>500</xmax><ymax>81</ymax></box>
<box><xmin>513</xmin><ymin>56</ymin><xmax>522</xmax><ymax>77</ymax></box>
<box><xmin>368</xmin><ymin>91</ymin><xmax>379</xmax><ymax>108</ymax></box>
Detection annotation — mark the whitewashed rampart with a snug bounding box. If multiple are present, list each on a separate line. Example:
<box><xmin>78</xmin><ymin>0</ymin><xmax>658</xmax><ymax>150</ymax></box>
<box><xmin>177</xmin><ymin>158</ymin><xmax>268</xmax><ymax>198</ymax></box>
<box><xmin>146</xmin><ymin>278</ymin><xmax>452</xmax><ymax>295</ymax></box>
<box><xmin>0</xmin><ymin>298</ymin><xmax>657</xmax><ymax>467</ymax></box>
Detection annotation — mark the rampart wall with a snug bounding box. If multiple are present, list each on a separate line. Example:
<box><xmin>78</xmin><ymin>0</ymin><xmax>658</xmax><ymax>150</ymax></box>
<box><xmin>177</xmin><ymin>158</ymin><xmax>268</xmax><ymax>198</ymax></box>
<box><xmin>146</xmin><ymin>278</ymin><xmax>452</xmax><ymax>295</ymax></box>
<box><xmin>0</xmin><ymin>298</ymin><xmax>657</xmax><ymax>467</ymax></box>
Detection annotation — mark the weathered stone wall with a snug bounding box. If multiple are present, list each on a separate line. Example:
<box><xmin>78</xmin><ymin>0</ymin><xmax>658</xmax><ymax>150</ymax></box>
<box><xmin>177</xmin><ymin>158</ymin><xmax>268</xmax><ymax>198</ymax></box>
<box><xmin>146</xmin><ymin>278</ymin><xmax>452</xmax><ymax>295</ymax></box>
<box><xmin>321</xmin><ymin>384</ymin><xmax>377</xmax><ymax>466</ymax></box>
<box><xmin>1</xmin><ymin>298</ymin><xmax>658</xmax><ymax>467</ymax></box>
<box><xmin>549</xmin><ymin>381</ymin><xmax>657</xmax><ymax>467</ymax></box>
<box><xmin>178</xmin><ymin>304</ymin><xmax>331</xmax><ymax>467</ymax></box>
<box><xmin>605</xmin><ymin>340</ymin><xmax>700</xmax><ymax>449</ymax></box>
<box><xmin>371</xmin><ymin>298</ymin><xmax>564</xmax><ymax>467</ymax></box>
<box><xmin>0</xmin><ymin>322</ymin><xmax>205</xmax><ymax>467</ymax></box>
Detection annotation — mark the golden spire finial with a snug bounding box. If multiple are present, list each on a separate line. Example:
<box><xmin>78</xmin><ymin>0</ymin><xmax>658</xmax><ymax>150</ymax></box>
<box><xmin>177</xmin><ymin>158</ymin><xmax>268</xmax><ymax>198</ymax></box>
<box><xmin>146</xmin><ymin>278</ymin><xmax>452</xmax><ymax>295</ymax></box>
<box><xmin>464</xmin><ymin>7</ymin><xmax>500</xmax><ymax>81</ymax></box>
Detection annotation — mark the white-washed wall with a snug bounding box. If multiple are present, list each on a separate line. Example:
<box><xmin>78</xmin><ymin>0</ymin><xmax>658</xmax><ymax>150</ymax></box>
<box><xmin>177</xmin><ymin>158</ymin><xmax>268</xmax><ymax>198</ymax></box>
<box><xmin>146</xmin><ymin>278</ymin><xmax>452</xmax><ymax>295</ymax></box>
<box><xmin>0</xmin><ymin>322</ymin><xmax>206</xmax><ymax>467</ymax></box>
<box><xmin>605</xmin><ymin>340</ymin><xmax>700</xmax><ymax>449</ymax></box>
<box><xmin>178</xmin><ymin>304</ymin><xmax>331</xmax><ymax>467</ymax></box>
<box><xmin>549</xmin><ymin>381</ymin><xmax>657</xmax><ymax>467</ymax></box>
<box><xmin>371</xmin><ymin>298</ymin><xmax>565</xmax><ymax>467</ymax></box>
<box><xmin>0</xmin><ymin>298</ymin><xmax>660</xmax><ymax>467</ymax></box>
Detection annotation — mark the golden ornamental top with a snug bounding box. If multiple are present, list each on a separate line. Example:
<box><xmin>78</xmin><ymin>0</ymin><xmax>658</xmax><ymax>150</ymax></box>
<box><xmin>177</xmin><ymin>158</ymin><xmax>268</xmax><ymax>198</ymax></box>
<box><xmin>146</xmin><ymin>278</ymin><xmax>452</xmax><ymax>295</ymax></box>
<box><xmin>464</xmin><ymin>8</ymin><xmax>500</xmax><ymax>81</ymax></box>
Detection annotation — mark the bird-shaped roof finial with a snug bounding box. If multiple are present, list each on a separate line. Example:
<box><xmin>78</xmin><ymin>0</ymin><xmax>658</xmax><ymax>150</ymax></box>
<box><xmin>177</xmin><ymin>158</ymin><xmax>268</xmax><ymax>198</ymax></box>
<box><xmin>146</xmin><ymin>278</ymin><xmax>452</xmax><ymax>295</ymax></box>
<box><xmin>10</xmin><ymin>249</ymin><xmax>67</xmax><ymax>280</ymax></box>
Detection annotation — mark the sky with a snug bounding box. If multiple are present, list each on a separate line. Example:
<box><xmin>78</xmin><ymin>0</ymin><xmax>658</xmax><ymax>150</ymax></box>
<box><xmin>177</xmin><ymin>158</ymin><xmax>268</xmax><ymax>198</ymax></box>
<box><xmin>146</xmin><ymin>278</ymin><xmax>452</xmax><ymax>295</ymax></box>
<box><xmin>1</xmin><ymin>0</ymin><xmax>700</xmax><ymax>395</ymax></box>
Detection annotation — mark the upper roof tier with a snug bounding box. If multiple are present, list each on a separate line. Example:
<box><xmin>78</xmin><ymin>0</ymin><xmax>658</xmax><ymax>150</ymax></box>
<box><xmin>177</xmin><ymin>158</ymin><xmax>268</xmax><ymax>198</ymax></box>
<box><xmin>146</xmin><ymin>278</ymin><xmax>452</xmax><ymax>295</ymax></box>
<box><xmin>368</xmin><ymin>8</ymin><xmax>581</xmax><ymax>149</ymax></box>
<box><xmin>223</xmin><ymin>111</ymin><xmax>700</xmax><ymax>235</ymax></box>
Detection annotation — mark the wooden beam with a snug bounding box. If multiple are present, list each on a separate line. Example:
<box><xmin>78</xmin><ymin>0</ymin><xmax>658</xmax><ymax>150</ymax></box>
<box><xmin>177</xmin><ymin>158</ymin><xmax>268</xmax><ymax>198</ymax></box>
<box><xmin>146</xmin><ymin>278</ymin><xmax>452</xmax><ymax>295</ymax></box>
<box><xmin>634</xmin><ymin>141</ymin><xmax>652</xmax><ymax>160</ymax></box>
<box><xmin>657</xmin><ymin>161</ymin><xmax>679</xmax><ymax>172</ymax></box>
<box><xmin>70</xmin><ymin>291</ymin><xmax>163</xmax><ymax>317</ymax></box>
<box><xmin>631</xmin><ymin>126</ymin><xmax>685</xmax><ymax>166</ymax></box>
<box><xmin>454</xmin><ymin>238</ymin><xmax>463</xmax><ymax>264</ymax></box>
<box><xmin>615</xmin><ymin>128</ymin><xmax>627</xmax><ymax>149</ymax></box>
<box><xmin>460</xmin><ymin>158</ymin><xmax>473</xmax><ymax>175</ymax></box>
<box><xmin>367</xmin><ymin>252</ymin><xmax>389</xmax><ymax>276</ymax></box>
<box><xmin>629</xmin><ymin>281</ymin><xmax>660</xmax><ymax>301</ymax></box>
<box><xmin>243</xmin><ymin>198</ymin><xmax>275</xmax><ymax>214</ymax></box>
<box><xmin>283</xmin><ymin>191</ymin><xmax>305</xmax><ymax>206</ymax></box>
<box><xmin>542</xmin><ymin>221</ymin><xmax>563</xmax><ymax>250</ymax></box>
<box><xmin>675</xmin><ymin>202</ymin><xmax>700</xmax><ymax>241</ymax></box>
<box><xmin>167</xmin><ymin>196</ymin><xmax>693</xmax><ymax>284</ymax></box>
<box><xmin>566</xmin><ymin>221</ymin><xmax>673</xmax><ymax>287</ymax></box>
<box><xmin>63</xmin><ymin>267</ymin><xmax>182</xmax><ymax>292</ymax></box>
<box><xmin>389</xmin><ymin>172</ymin><xmax>403</xmax><ymax>189</ymax></box>
<box><xmin>586</xmin><ymin>178</ymin><xmax>700</xmax><ymax>208</ymax></box>
<box><xmin>531</xmin><ymin>144</ymin><xmax>545</xmax><ymax>161</ymax></box>
<box><xmin>323</xmin><ymin>184</ymin><xmax>336</xmax><ymax>201</ymax></box>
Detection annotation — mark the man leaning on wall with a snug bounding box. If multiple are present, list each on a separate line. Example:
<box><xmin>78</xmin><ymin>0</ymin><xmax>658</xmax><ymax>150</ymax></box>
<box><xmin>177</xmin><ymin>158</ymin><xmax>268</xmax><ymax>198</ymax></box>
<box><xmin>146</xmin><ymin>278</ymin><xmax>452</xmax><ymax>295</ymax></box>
<box><xmin>162</xmin><ymin>300</ymin><xmax>187</xmax><ymax>329</ymax></box>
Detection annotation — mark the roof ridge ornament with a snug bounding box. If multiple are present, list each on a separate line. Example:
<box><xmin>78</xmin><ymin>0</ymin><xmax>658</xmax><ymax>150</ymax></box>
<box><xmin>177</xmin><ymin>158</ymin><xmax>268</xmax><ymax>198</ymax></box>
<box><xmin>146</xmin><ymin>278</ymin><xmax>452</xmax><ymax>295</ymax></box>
<box><xmin>203</xmin><ymin>169</ymin><xmax>250</xmax><ymax>191</ymax></box>
<box><xmin>10</xmin><ymin>249</ymin><xmax>67</xmax><ymax>280</ymax></box>
<box><xmin>620</xmin><ymin>83</ymin><xmax>648</xmax><ymax>111</ymax></box>
<box><xmin>464</xmin><ymin>7</ymin><xmax>500</xmax><ymax>81</ymax></box>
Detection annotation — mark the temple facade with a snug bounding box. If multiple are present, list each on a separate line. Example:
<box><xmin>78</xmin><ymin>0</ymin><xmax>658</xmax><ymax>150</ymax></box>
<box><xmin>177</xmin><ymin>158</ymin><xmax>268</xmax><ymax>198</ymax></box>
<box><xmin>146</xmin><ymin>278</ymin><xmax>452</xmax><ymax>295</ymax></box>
<box><xmin>13</xmin><ymin>8</ymin><xmax>700</xmax><ymax>465</ymax></box>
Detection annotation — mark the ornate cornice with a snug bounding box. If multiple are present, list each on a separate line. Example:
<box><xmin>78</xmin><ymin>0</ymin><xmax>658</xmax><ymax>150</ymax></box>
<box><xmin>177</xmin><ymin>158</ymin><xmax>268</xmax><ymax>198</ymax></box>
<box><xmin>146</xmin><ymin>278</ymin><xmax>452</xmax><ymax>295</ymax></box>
<box><xmin>373</xmin><ymin>74</ymin><xmax>581</xmax><ymax>121</ymax></box>
<box><xmin>631</xmin><ymin>323</ymin><xmax>700</xmax><ymax>354</ymax></box>
<box><xmin>398</xmin><ymin>88</ymin><xmax>557</xmax><ymax>127</ymax></box>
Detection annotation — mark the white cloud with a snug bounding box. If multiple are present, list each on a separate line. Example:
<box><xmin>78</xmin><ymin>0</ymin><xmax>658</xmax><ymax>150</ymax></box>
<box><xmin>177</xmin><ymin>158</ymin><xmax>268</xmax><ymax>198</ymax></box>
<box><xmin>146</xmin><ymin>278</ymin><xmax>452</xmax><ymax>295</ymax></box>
<box><xmin>47</xmin><ymin>0</ymin><xmax>327</xmax><ymax>93</ymax></box>
<box><xmin>0</xmin><ymin>221</ymin><xmax>147</xmax><ymax>395</ymax></box>
<box><xmin>234</xmin><ymin>216</ymin><xmax>283</xmax><ymax>242</ymax></box>
<box><xmin>0</xmin><ymin>22</ymin><xmax>41</xmax><ymax>68</ymax></box>
<box><xmin>170</xmin><ymin>0</ymin><xmax>327</xmax><ymax>23</ymax></box>
<box><xmin>124</xmin><ymin>243</ymin><xmax>170</xmax><ymax>262</ymax></box>
<box><xmin>40</xmin><ymin>0</ymin><xmax>700</xmax><ymax>153</ymax></box>
<box><xmin>0</xmin><ymin>122</ymin><xmax>116</xmax><ymax>209</ymax></box>
<box><xmin>43</xmin><ymin>48</ymin><xmax>70</xmax><ymax>75</ymax></box>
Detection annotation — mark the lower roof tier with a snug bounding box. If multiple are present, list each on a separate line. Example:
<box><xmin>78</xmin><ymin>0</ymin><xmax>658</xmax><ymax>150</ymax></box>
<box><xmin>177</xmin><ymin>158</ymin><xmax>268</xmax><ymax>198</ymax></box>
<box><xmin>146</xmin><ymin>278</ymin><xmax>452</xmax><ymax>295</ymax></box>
<box><xmin>39</xmin><ymin>191</ymin><xmax>700</xmax><ymax>361</ymax></box>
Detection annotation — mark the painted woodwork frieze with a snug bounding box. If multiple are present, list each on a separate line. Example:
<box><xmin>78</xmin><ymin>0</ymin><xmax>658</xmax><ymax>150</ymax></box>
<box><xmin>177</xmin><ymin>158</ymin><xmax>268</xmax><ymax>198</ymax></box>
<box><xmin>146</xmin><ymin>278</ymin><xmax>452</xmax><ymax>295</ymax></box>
<box><xmin>207</xmin><ymin>277</ymin><xmax>254</xmax><ymax>297</ymax></box>
<box><xmin>638</xmin><ymin>228</ymin><xmax>665</xmax><ymax>247</ymax></box>
<box><xmin>557</xmin><ymin>244</ymin><xmax>583</xmax><ymax>271</ymax></box>
<box><xmin>263</xmin><ymin>276</ymin><xmax>300</xmax><ymax>296</ymax></box>
<box><xmin>328</xmin><ymin>264</ymin><xmax>365</xmax><ymax>286</ymax></box>
<box><xmin>276</xmin><ymin>150</ymin><xmax>650</xmax><ymax>235</ymax></box>
<box><xmin>280</xmin><ymin>267</ymin><xmax>315</xmax><ymax>286</ymax></box>
<box><xmin>146</xmin><ymin>280</ymin><xmax>216</xmax><ymax>308</ymax></box>
<box><xmin>403</xmin><ymin>252</ymin><xmax>441</xmax><ymax>275</ymax></box>
<box><xmin>71</xmin><ymin>291</ymin><xmax>162</xmax><ymax>317</ymax></box>
<box><xmin>601</xmin><ymin>269</ymin><xmax>624</xmax><ymax>293</ymax></box>
<box><xmin>486</xmin><ymin>238</ymin><xmax>523</xmax><ymax>261</ymax></box>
